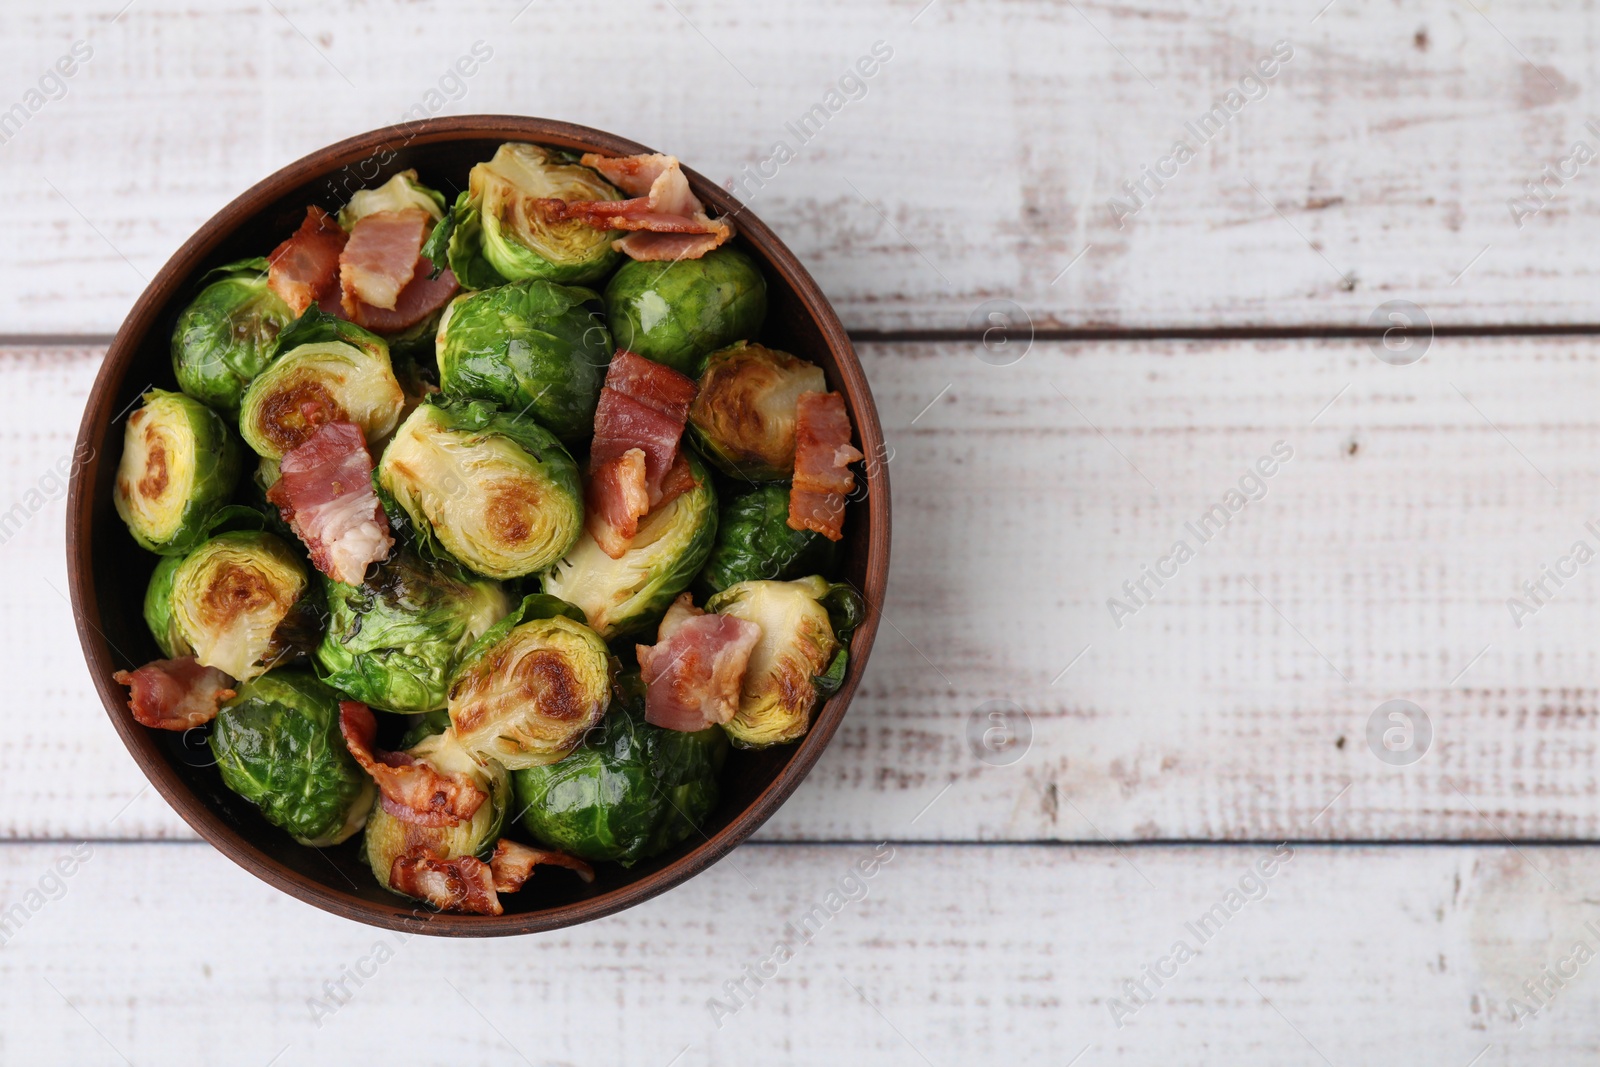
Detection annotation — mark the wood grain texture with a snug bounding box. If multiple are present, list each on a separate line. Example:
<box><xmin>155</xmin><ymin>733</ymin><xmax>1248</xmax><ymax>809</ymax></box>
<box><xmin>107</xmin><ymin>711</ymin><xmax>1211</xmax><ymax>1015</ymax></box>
<box><xmin>3</xmin><ymin>0</ymin><xmax>1599</xmax><ymax>333</ymax></box>
<box><xmin>13</xmin><ymin>337</ymin><xmax>1600</xmax><ymax>842</ymax></box>
<box><xmin>0</xmin><ymin>841</ymin><xmax>1595</xmax><ymax>1064</ymax></box>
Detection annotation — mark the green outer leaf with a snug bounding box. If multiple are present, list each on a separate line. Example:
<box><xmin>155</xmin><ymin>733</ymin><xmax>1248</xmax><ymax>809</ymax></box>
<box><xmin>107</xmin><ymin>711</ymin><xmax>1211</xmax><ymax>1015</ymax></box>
<box><xmin>540</xmin><ymin>452</ymin><xmax>719</xmax><ymax>639</ymax></box>
<box><xmin>114</xmin><ymin>389</ymin><xmax>245</xmax><ymax>556</ymax></box>
<box><xmin>143</xmin><ymin>555</ymin><xmax>189</xmax><ymax>659</ymax></box>
<box><xmin>440</xmin><ymin>191</ymin><xmax>510</xmax><ymax>290</ymax></box>
<box><xmin>396</xmin><ymin>709</ymin><xmax>451</xmax><ymax>749</ymax></box>
<box><xmin>270</xmin><ymin>305</ymin><xmax>387</xmax><ymax>362</ymax></box>
<box><xmin>313</xmin><ymin>550</ymin><xmax>512</xmax><ymax>714</ymax></box>
<box><xmin>209</xmin><ymin>670</ymin><xmax>374</xmax><ymax>847</ymax></box>
<box><xmin>603</xmin><ymin>246</ymin><xmax>767</xmax><ymax>376</ymax></box>
<box><xmin>436</xmin><ymin>280</ymin><xmax>612</xmax><ymax>442</ymax></box>
<box><xmin>170</xmin><ymin>259</ymin><xmax>294</xmax><ymax>415</ymax></box>
<box><xmin>510</xmin><ymin>699</ymin><xmax>728</xmax><ymax>865</ymax></box>
<box><xmin>453</xmin><ymin>591</ymin><xmax>589</xmax><ymax>681</ymax></box>
<box><xmin>696</xmin><ymin>483</ymin><xmax>837</xmax><ymax>596</ymax></box>
<box><xmin>419</xmin><ymin>199</ymin><xmax>456</xmax><ymax>279</ymax></box>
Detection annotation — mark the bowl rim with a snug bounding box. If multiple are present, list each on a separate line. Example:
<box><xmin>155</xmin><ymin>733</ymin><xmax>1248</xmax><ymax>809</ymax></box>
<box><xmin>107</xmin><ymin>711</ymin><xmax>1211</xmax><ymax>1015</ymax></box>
<box><xmin>64</xmin><ymin>114</ymin><xmax>891</xmax><ymax>936</ymax></box>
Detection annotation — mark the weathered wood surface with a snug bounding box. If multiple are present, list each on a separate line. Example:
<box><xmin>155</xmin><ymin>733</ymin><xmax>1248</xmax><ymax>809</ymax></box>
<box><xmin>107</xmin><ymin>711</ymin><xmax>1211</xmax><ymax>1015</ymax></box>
<box><xmin>0</xmin><ymin>841</ymin><xmax>1595</xmax><ymax>1064</ymax></box>
<box><xmin>13</xmin><ymin>336</ymin><xmax>1600</xmax><ymax>842</ymax></box>
<box><xmin>2</xmin><ymin>0</ymin><xmax>1599</xmax><ymax>333</ymax></box>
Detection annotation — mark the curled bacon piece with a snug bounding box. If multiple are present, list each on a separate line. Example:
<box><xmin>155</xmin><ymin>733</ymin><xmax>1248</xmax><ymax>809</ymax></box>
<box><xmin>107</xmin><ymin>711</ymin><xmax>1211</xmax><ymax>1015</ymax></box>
<box><xmin>788</xmin><ymin>391</ymin><xmax>863</xmax><ymax>542</ymax></box>
<box><xmin>268</xmin><ymin>206</ymin><xmax>348</xmax><ymax>314</ymax></box>
<box><xmin>112</xmin><ymin>657</ymin><xmax>236</xmax><ymax>731</ymax></box>
<box><xmin>340</xmin><ymin>209</ymin><xmax>428</xmax><ymax>312</ymax></box>
<box><xmin>586</xmin><ymin>351</ymin><xmax>699</xmax><ymax>558</ymax></box>
<box><xmin>390</xmin><ymin>850</ymin><xmax>502</xmax><ymax>915</ymax></box>
<box><xmin>584</xmin><ymin>448</ymin><xmax>649</xmax><ymax>559</ymax></box>
<box><xmin>637</xmin><ymin>594</ymin><xmax>762</xmax><ymax>732</ymax></box>
<box><xmin>337</xmin><ymin>701</ymin><xmax>486</xmax><ymax>827</ymax></box>
<box><xmin>266</xmin><ymin>421</ymin><xmax>393</xmax><ymax>586</ymax></box>
<box><xmin>490</xmin><ymin>838</ymin><xmax>596</xmax><ymax>892</ymax></box>
<box><xmin>538</xmin><ymin>153</ymin><xmax>734</xmax><ymax>262</ymax></box>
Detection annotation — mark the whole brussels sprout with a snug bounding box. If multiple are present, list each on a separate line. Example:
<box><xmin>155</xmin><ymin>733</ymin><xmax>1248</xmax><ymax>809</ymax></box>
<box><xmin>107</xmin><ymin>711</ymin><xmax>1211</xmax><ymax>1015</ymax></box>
<box><xmin>435</xmin><ymin>143</ymin><xmax>622</xmax><ymax>287</ymax></box>
<box><xmin>435</xmin><ymin>280</ymin><xmax>612</xmax><ymax>442</ymax></box>
<box><xmin>448</xmin><ymin>594</ymin><xmax>611</xmax><ymax>770</ymax></box>
<box><xmin>239</xmin><ymin>309</ymin><xmax>404</xmax><ymax>461</ymax></box>
<box><xmin>170</xmin><ymin>257</ymin><xmax>295</xmax><ymax>415</ymax></box>
<box><xmin>314</xmin><ymin>549</ymin><xmax>511</xmax><ymax>714</ymax></box>
<box><xmin>512</xmin><ymin>686</ymin><xmax>729</xmax><ymax>865</ymax></box>
<box><xmin>705</xmin><ymin>576</ymin><xmax>855</xmax><ymax>749</ymax></box>
<box><xmin>112</xmin><ymin>389</ymin><xmax>244</xmax><ymax>555</ymax></box>
<box><xmin>604</xmin><ymin>246</ymin><xmax>767</xmax><ymax>376</ymax></box>
<box><xmin>378</xmin><ymin>399</ymin><xmax>584</xmax><ymax>580</ymax></box>
<box><xmin>363</xmin><ymin>731</ymin><xmax>510</xmax><ymax>896</ymax></box>
<box><xmin>210</xmin><ymin>670</ymin><xmax>376</xmax><ymax>846</ymax></box>
<box><xmin>698</xmin><ymin>484</ymin><xmax>837</xmax><ymax>595</ymax></box>
<box><xmin>158</xmin><ymin>530</ymin><xmax>316</xmax><ymax>681</ymax></box>
<box><xmin>688</xmin><ymin>343</ymin><xmax>825</xmax><ymax>480</ymax></box>
<box><xmin>541</xmin><ymin>452</ymin><xmax>717</xmax><ymax>639</ymax></box>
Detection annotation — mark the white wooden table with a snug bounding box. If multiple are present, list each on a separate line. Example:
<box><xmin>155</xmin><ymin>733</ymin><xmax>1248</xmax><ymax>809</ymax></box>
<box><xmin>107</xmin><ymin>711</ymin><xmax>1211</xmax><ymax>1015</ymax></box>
<box><xmin>4</xmin><ymin>1</ymin><xmax>1599</xmax><ymax>1062</ymax></box>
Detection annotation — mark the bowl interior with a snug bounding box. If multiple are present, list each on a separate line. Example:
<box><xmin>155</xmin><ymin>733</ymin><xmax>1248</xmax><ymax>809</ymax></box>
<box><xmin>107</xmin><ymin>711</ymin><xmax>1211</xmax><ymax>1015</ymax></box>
<box><xmin>68</xmin><ymin>117</ymin><xmax>887</xmax><ymax>935</ymax></box>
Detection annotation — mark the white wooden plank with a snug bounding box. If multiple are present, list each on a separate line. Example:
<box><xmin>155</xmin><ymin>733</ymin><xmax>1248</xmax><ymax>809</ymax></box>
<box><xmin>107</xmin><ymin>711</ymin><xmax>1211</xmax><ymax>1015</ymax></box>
<box><xmin>3</xmin><ymin>0</ymin><xmax>1600</xmax><ymax>332</ymax></box>
<box><xmin>0</xmin><ymin>841</ymin><xmax>1595</xmax><ymax>1064</ymax></box>
<box><xmin>15</xmin><ymin>337</ymin><xmax>1600</xmax><ymax>842</ymax></box>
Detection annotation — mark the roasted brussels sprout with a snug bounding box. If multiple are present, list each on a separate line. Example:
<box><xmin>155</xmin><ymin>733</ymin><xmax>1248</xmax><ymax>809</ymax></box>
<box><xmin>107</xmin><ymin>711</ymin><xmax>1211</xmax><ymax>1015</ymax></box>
<box><xmin>337</xmin><ymin>169</ymin><xmax>447</xmax><ymax>230</ymax></box>
<box><xmin>377</xmin><ymin>399</ymin><xmax>584</xmax><ymax>580</ymax></box>
<box><xmin>541</xmin><ymin>452</ymin><xmax>718</xmax><ymax>638</ymax></box>
<box><xmin>314</xmin><ymin>549</ymin><xmax>511</xmax><ymax>714</ymax></box>
<box><xmin>363</xmin><ymin>730</ymin><xmax>510</xmax><ymax>895</ymax></box>
<box><xmin>698</xmin><ymin>484</ymin><xmax>836</xmax><ymax>595</ymax></box>
<box><xmin>112</xmin><ymin>389</ymin><xmax>244</xmax><ymax>555</ymax></box>
<box><xmin>435</xmin><ymin>280</ymin><xmax>611</xmax><ymax>442</ymax></box>
<box><xmin>604</xmin><ymin>246</ymin><xmax>767</xmax><ymax>376</ymax></box>
<box><xmin>512</xmin><ymin>687</ymin><xmax>729</xmax><ymax>865</ymax></box>
<box><xmin>448</xmin><ymin>594</ymin><xmax>611</xmax><ymax>770</ymax></box>
<box><xmin>688</xmin><ymin>342</ymin><xmax>825</xmax><ymax>480</ymax></box>
<box><xmin>158</xmin><ymin>530</ymin><xmax>316</xmax><ymax>681</ymax></box>
<box><xmin>239</xmin><ymin>310</ymin><xmax>404</xmax><ymax>461</ymax></box>
<box><xmin>438</xmin><ymin>143</ymin><xmax>622</xmax><ymax>287</ymax></box>
<box><xmin>170</xmin><ymin>258</ymin><xmax>295</xmax><ymax>414</ymax></box>
<box><xmin>705</xmin><ymin>576</ymin><xmax>851</xmax><ymax>748</ymax></box>
<box><xmin>209</xmin><ymin>670</ymin><xmax>376</xmax><ymax>846</ymax></box>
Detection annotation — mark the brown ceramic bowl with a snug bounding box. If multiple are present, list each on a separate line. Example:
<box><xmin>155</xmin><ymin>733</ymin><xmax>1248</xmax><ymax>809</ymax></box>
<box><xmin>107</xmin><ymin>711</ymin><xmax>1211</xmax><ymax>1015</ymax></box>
<box><xmin>65</xmin><ymin>116</ymin><xmax>889</xmax><ymax>936</ymax></box>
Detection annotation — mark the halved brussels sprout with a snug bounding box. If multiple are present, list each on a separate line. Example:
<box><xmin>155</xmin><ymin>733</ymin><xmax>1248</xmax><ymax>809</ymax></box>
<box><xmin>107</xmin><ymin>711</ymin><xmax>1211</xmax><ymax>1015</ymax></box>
<box><xmin>171</xmin><ymin>258</ymin><xmax>295</xmax><ymax>415</ymax></box>
<box><xmin>162</xmin><ymin>530</ymin><xmax>316</xmax><ymax>681</ymax></box>
<box><xmin>363</xmin><ymin>730</ymin><xmax>510</xmax><ymax>895</ymax></box>
<box><xmin>314</xmin><ymin>549</ymin><xmax>511</xmax><ymax>714</ymax></box>
<box><xmin>377</xmin><ymin>400</ymin><xmax>583</xmax><ymax>580</ymax></box>
<box><xmin>442</xmin><ymin>143</ymin><xmax>622</xmax><ymax>286</ymax></box>
<box><xmin>705</xmin><ymin>576</ymin><xmax>844</xmax><ymax>749</ymax></box>
<box><xmin>698</xmin><ymin>484</ymin><xmax>837</xmax><ymax>595</ymax></box>
<box><xmin>435</xmin><ymin>280</ymin><xmax>611</xmax><ymax>442</ymax></box>
<box><xmin>541</xmin><ymin>452</ymin><xmax>718</xmax><ymax>639</ymax></box>
<box><xmin>209</xmin><ymin>670</ymin><xmax>376</xmax><ymax>846</ymax></box>
<box><xmin>113</xmin><ymin>389</ymin><xmax>244</xmax><ymax>555</ymax></box>
<box><xmin>239</xmin><ymin>311</ymin><xmax>404</xmax><ymax>461</ymax></box>
<box><xmin>337</xmin><ymin>169</ymin><xmax>446</xmax><ymax>230</ymax></box>
<box><xmin>448</xmin><ymin>595</ymin><xmax>612</xmax><ymax>770</ymax></box>
<box><xmin>604</xmin><ymin>246</ymin><xmax>767</xmax><ymax>376</ymax></box>
<box><xmin>512</xmin><ymin>682</ymin><xmax>728</xmax><ymax>865</ymax></box>
<box><xmin>688</xmin><ymin>342</ymin><xmax>825</xmax><ymax>480</ymax></box>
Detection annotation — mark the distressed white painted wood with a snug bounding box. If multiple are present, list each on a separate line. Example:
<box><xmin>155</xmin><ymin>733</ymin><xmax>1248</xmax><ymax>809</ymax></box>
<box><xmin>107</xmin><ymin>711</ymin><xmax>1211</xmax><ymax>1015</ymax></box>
<box><xmin>2</xmin><ymin>0</ymin><xmax>1599</xmax><ymax>333</ymax></box>
<box><xmin>0</xmin><ymin>841</ymin><xmax>1595</xmax><ymax>1064</ymax></box>
<box><xmin>12</xmin><ymin>336</ymin><xmax>1600</xmax><ymax>841</ymax></box>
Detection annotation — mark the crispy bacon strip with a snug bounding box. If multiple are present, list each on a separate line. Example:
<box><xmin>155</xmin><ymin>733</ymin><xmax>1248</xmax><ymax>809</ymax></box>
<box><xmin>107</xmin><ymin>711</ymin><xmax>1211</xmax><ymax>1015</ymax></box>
<box><xmin>788</xmin><ymin>391</ymin><xmax>863</xmax><ymax>542</ymax></box>
<box><xmin>340</xmin><ymin>209</ymin><xmax>429</xmax><ymax>312</ymax></box>
<box><xmin>344</xmin><ymin>257</ymin><xmax>458</xmax><ymax>333</ymax></box>
<box><xmin>266</xmin><ymin>421</ymin><xmax>393</xmax><ymax>586</ymax></box>
<box><xmin>536</xmin><ymin>153</ymin><xmax>733</xmax><ymax>262</ymax></box>
<box><xmin>637</xmin><ymin>594</ymin><xmax>762</xmax><ymax>732</ymax></box>
<box><xmin>268</xmin><ymin>206</ymin><xmax>348</xmax><ymax>314</ymax></box>
<box><xmin>112</xmin><ymin>657</ymin><xmax>236</xmax><ymax>731</ymax></box>
<box><xmin>584</xmin><ymin>448</ymin><xmax>650</xmax><ymax>560</ymax></box>
<box><xmin>490</xmin><ymin>838</ymin><xmax>595</xmax><ymax>892</ymax></box>
<box><xmin>338</xmin><ymin>701</ymin><xmax>486</xmax><ymax>827</ymax></box>
<box><xmin>390</xmin><ymin>850</ymin><xmax>502</xmax><ymax>915</ymax></box>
